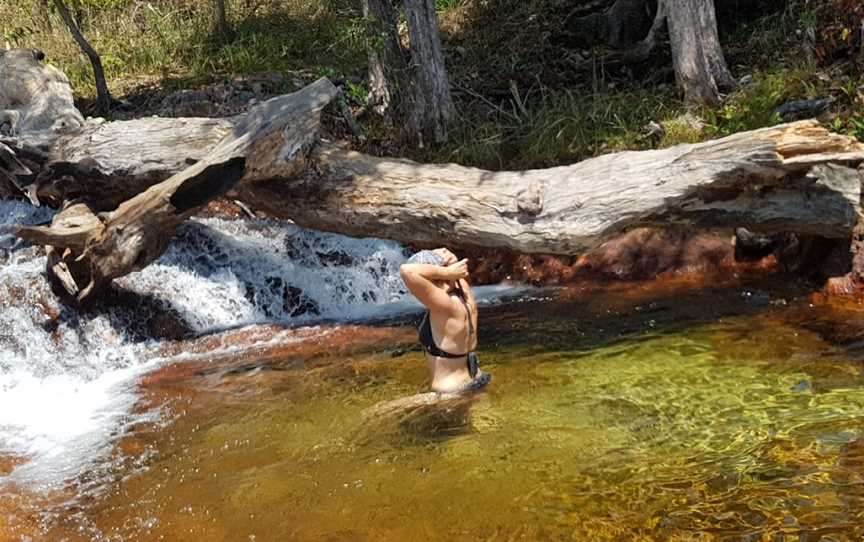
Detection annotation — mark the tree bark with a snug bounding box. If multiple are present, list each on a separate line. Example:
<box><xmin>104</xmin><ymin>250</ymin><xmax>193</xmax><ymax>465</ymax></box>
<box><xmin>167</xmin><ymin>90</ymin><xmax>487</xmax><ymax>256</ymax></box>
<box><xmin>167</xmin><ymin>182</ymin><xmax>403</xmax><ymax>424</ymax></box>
<box><xmin>362</xmin><ymin>0</ymin><xmax>412</xmax><ymax>119</ymax></box>
<box><xmin>238</xmin><ymin>122</ymin><xmax>864</xmax><ymax>254</ymax></box>
<box><xmin>694</xmin><ymin>0</ymin><xmax>735</xmax><ymax>91</ymax></box>
<box><xmin>363</xmin><ymin>0</ymin><xmax>455</xmax><ymax>144</ymax></box>
<box><xmin>16</xmin><ymin>78</ymin><xmax>339</xmax><ymax>302</ymax></box>
<box><xmin>52</xmin><ymin>0</ymin><xmax>113</xmax><ymax>113</ymax></box>
<box><xmin>665</xmin><ymin>0</ymin><xmax>733</xmax><ymax>105</ymax></box>
<box><xmin>403</xmin><ymin>0</ymin><xmax>455</xmax><ymax>145</ymax></box>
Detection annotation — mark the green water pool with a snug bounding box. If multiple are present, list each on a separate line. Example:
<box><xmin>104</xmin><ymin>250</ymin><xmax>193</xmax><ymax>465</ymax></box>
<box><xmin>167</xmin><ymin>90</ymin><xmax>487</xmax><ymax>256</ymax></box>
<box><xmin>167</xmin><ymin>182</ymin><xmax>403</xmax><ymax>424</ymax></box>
<box><xmin>33</xmin><ymin>285</ymin><xmax>864</xmax><ymax>541</ymax></box>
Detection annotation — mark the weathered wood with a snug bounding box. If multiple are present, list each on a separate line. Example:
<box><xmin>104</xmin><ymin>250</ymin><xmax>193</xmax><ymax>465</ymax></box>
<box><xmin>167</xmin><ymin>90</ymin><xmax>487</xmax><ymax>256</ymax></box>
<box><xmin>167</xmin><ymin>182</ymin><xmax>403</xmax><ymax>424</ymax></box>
<box><xmin>403</xmin><ymin>0</ymin><xmax>455</xmax><ymax>144</ymax></box>
<box><xmin>16</xmin><ymin>78</ymin><xmax>339</xmax><ymax>301</ymax></box>
<box><xmin>363</xmin><ymin>0</ymin><xmax>412</xmax><ymax>119</ymax></box>
<box><xmin>239</xmin><ymin>121</ymin><xmax>864</xmax><ymax>254</ymax></box>
<box><xmin>17</xmin><ymin>201</ymin><xmax>102</xmax><ymax>249</ymax></box>
<box><xmin>41</xmin><ymin>117</ymin><xmax>234</xmax><ymax>209</ymax></box>
<box><xmin>0</xmin><ymin>48</ymin><xmax>84</xmax><ymax>137</ymax></box>
<box><xmin>666</xmin><ymin>0</ymin><xmax>734</xmax><ymax>105</ymax></box>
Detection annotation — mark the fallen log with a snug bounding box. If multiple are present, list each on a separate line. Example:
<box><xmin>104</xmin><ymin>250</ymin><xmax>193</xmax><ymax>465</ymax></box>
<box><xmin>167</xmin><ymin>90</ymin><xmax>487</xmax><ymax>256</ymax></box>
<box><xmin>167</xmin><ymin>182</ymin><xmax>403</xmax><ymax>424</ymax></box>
<box><xmin>240</xmin><ymin>122</ymin><xmax>864</xmax><ymax>254</ymax></box>
<box><xmin>16</xmin><ymin>78</ymin><xmax>339</xmax><ymax>301</ymax></box>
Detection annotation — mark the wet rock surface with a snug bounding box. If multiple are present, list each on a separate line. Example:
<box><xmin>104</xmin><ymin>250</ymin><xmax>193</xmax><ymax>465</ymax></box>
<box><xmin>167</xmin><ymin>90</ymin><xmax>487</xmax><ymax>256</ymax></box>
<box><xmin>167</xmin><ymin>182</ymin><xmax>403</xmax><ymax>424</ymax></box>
<box><xmin>460</xmin><ymin>227</ymin><xmax>782</xmax><ymax>286</ymax></box>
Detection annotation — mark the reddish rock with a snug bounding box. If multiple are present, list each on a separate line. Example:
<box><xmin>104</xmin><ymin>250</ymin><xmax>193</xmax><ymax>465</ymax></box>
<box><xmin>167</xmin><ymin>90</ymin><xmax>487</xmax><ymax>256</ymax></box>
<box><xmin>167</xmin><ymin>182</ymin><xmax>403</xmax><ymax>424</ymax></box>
<box><xmin>825</xmin><ymin>274</ymin><xmax>860</xmax><ymax>297</ymax></box>
<box><xmin>197</xmin><ymin>198</ymin><xmax>248</xmax><ymax>219</ymax></box>
<box><xmin>460</xmin><ymin>227</ymin><xmax>781</xmax><ymax>286</ymax></box>
<box><xmin>0</xmin><ymin>454</ymin><xmax>25</xmax><ymax>476</ymax></box>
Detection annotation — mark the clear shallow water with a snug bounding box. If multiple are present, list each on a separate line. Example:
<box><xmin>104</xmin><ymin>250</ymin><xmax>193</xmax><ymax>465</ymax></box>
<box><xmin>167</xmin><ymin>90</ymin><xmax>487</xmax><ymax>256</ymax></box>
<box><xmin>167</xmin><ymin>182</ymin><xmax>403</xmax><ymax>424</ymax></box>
<box><xmin>14</xmin><ymin>291</ymin><xmax>864</xmax><ymax>542</ymax></box>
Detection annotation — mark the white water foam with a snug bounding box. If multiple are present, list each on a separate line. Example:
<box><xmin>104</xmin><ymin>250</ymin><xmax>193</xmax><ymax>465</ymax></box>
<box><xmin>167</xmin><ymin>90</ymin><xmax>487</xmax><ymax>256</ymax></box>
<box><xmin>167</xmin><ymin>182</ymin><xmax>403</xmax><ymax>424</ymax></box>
<box><xmin>0</xmin><ymin>202</ymin><xmax>521</xmax><ymax>492</ymax></box>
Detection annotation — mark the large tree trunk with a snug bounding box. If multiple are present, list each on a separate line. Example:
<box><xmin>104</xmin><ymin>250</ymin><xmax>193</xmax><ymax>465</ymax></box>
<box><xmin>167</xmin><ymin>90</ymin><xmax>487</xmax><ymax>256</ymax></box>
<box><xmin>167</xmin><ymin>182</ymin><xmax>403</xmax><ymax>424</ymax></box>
<box><xmin>362</xmin><ymin>0</ymin><xmax>455</xmax><ymax>144</ymax></box>
<box><xmin>52</xmin><ymin>0</ymin><xmax>113</xmax><ymax>113</ymax></box>
<box><xmin>362</xmin><ymin>0</ymin><xmax>412</xmax><ymax>119</ymax></box>
<box><xmin>666</xmin><ymin>0</ymin><xmax>734</xmax><ymax>105</ymax></box>
<box><xmin>403</xmin><ymin>0</ymin><xmax>455</xmax><ymax>145</ymax></box>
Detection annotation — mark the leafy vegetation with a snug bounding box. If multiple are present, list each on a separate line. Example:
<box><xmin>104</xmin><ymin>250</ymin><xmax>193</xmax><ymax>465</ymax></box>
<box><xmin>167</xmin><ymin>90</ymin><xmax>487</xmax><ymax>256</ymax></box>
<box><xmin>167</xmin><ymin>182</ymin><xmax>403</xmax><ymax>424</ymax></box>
<box><xmin>1</xmin><ymin>0</ymin><xmax>862</xmax><ymax>169</ymax></box>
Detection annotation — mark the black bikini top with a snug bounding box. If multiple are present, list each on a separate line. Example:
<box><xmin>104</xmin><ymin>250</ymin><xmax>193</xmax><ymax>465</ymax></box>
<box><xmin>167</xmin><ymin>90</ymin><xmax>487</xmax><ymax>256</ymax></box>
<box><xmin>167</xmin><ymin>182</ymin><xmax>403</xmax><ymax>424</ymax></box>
<box><xmin>418</xmin><ymin>289</ymin><xmax>475</xmax><ymax>358</ymax></box>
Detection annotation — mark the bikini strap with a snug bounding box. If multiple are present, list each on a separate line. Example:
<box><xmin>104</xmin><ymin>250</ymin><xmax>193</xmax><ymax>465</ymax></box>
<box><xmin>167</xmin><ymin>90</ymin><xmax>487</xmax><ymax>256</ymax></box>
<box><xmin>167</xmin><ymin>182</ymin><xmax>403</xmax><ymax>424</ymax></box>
<box><xmin>457</xmin><ymin>295</ymin><xmax>474</xmax><ymax>337</ymax></box>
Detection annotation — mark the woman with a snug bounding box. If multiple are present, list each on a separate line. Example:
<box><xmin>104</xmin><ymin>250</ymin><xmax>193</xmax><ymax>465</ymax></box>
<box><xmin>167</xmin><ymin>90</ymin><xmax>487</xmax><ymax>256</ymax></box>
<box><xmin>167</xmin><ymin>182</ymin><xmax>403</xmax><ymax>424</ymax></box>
<box><xmin>400</xmin><ymin>248</ymin><xmax>491</xmax><ymax>394</ymax></box>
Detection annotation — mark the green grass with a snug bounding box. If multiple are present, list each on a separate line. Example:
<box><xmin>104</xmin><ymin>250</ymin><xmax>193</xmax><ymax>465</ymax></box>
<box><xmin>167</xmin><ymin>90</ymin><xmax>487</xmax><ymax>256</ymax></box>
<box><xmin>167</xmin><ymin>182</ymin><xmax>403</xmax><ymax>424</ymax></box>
<box><xmin>410</xmin><ymin>64</ymin><xmax>840</xmax><ymax>170</ymax></box>
<box><xmin>415</xmin><ymin>87</ymin><xmax>685</xmax><ymax>170</ymax></box>
<box><xmin>2</xmin><ymin>0</ymin><xmax>860</xmax><ymax>171</ymax></box>
<box><xmin>1</xmin><ymin>0</ymin><xmax>366</xmax><ymax>97</ymax></box>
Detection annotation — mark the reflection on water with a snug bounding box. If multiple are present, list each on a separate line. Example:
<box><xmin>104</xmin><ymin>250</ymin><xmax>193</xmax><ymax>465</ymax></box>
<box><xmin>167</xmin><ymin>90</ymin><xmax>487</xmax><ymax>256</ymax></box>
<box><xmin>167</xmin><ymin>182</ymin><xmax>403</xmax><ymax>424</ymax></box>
<box><xmin>8</xmin><ymin>288</ymin><xmax>864</xmax><ymax>541</ymax></box>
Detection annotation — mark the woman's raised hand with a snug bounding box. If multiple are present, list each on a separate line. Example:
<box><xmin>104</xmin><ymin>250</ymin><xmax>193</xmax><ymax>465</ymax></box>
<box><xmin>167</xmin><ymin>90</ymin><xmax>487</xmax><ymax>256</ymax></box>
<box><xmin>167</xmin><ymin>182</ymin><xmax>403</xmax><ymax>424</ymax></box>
<box><xmin>446</xmin><ymin>258</ymin><xmax>470</xmax><ymax>280</ymax></box>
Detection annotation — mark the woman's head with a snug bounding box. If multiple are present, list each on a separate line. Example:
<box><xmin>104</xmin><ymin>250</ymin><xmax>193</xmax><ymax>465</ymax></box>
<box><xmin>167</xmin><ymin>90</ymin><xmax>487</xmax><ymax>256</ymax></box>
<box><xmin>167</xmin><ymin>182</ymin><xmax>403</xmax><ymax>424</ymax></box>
<box><xmin>405</xmin><ymin>250</ymin><xmax>445</xmax><ymax>267</ymax></box>
<box><xmin>405</xmin><ymin>250</ymin><xmax>458</xmax><ymax>292</ymax></box>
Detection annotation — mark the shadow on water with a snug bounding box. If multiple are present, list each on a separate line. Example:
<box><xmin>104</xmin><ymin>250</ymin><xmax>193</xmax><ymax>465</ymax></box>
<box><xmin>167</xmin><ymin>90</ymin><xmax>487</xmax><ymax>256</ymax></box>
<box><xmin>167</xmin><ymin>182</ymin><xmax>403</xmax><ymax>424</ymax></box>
<box><xmin>480</xmin><ymin>275</ymin><xmax>812</xmax><ymax>356</ymax></box>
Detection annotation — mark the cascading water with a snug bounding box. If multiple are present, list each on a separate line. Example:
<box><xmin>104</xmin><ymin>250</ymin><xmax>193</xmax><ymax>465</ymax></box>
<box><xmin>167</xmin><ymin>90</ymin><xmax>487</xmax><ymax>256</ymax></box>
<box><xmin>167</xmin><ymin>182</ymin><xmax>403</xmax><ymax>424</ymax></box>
<box><xmin>0</xmin><ymin>201</ymin><xmax>514</xmax><ymax>492</ymax></box>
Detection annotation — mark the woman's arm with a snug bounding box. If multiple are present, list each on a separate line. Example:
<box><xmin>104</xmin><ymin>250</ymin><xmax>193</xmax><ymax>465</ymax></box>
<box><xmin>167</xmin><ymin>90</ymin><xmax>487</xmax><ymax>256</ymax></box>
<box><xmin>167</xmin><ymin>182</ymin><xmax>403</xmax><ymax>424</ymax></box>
<box><xmin>401</xmin><ymin>259</ymin><xmax>468</xmax><ymax>313</ymax></box>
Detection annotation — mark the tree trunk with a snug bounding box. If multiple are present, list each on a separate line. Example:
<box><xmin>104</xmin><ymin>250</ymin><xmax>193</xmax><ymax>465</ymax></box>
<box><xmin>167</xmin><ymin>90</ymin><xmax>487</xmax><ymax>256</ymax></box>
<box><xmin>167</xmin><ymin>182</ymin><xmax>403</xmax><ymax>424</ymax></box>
<box><xmin>362</xmin><ymin>0</ymin><xmax>412</xmax><ymax>119</ymax></box>
<box><xmin>52</xmin><ymin>0</ymin><xmax>113</xmax><ymax>113</ymax></box>
<box><xmin>213</xmin><ymin>0</ymin><xmax>230</xmax><ymax>38</ymax></box>
<box><xmin>665</xmin><ymin>0</ymin><xmax>733</xmax><ymax>105</ymax></box>
<box><xmin>694</xmin><ymin>0</ymin><xmax>735</xmax><ymax>91</ymax></box>
<box><xmin>403</xmin><ymin>0</ymin><xmax>455</xmax><ymax>145</ymax></box>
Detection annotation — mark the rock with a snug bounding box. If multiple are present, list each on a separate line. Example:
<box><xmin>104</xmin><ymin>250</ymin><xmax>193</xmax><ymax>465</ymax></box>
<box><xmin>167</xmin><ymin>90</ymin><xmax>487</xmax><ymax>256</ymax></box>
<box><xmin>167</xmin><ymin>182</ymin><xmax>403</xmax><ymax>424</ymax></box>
<box><xmin>283</xmin><ymin>285</ymin><xmax>320</xmax><ymax>317</ymax></box>
<box><xmin>314</xmin><ymin>249</ymin><xmax>354</xmax><ymax>267</ymax></box>
<box><xmin>775</xmin><ymin>98</ymin><xmax>834</xmax><ymax>122</ymax></box>
<box><xmin>826</xmin><ymin>274</ymin><xmax>858</xmax><ymax>296</ymax></box>
<box><xmin>734</xmin><ymin>228</ymin><xmax>784</xmax><ymax>260</ymax></box>
<box><xmin>158</xmin><ymin>89</ymin><xmax>214</xmax><ymax>117</ymax></box>
<box><xmin>642</xmin><ymin>120</ymin><xmax>665</xmax><ymax>140</ymax></box>
<box><xmin>0</xmin><ymin>48</ymin><xmax>84</xmax><ymax>135</ymax></box>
